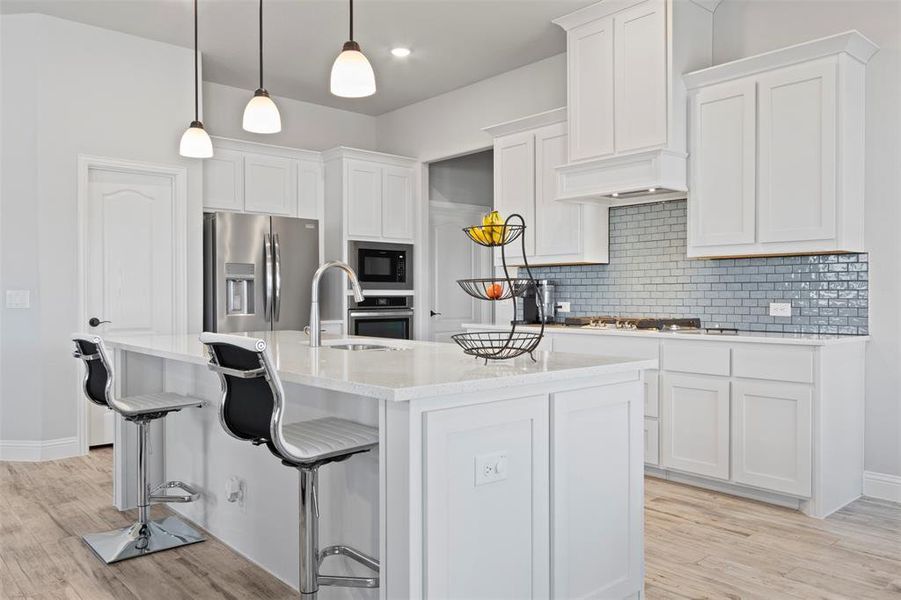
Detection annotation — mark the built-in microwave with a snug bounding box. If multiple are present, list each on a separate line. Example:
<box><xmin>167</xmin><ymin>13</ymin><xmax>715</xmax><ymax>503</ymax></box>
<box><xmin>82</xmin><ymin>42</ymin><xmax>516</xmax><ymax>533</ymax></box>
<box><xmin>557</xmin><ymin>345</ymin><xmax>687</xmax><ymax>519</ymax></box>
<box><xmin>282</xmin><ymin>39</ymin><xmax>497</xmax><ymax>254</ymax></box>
<box><xmin>351</xmin><ymin>242</ymin><xmax>413</xmax><ymax>290</ymax></box>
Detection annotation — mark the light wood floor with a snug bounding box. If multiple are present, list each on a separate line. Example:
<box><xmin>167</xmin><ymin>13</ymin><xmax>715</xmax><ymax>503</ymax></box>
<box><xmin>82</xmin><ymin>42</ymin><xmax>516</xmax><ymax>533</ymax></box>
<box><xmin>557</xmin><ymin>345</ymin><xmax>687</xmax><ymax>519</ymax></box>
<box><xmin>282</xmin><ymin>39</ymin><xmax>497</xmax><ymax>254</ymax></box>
<box><xmin>1</xmin><ymin>449</ymin><xmax>899</xmax><ymax>599</ymax></box>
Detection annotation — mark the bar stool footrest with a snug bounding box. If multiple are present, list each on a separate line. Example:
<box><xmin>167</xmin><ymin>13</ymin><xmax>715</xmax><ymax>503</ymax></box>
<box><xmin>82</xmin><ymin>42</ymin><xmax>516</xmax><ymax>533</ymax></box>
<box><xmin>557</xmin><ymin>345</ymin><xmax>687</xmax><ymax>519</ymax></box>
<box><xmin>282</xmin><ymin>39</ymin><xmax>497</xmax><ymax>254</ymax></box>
<box><xmin>317</xmin><ymin>545</ymin><xmax>379</xmax><ymax>589</ymax></box>
<box><xmin>150</xmin><ymin>480</ymin><xmax>200</xmax><ymax>503</ymax></box>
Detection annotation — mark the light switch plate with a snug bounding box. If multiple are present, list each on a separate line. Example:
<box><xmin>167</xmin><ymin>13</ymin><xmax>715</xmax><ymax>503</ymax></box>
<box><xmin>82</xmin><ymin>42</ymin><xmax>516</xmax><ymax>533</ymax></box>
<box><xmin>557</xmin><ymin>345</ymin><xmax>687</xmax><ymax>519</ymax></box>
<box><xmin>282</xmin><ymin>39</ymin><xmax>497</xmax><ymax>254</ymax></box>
<box><xmin>6</xmin><ymin>290</ymin><xmax>30</xmax><ymax>309</ymax></box>
<box><xmin>557</xmin><ymin>301</ymin><xmax>571</xmax><ymax>313</ymax></box>
<box><xmin>475</xmin><ymin>451</ymin><xmax>508</xmax><ymax>486</ymax></box>
<box><xmin>769</xmin><ymin>302</ymin><xmax>792</xmax><ymax>317</ymax></box>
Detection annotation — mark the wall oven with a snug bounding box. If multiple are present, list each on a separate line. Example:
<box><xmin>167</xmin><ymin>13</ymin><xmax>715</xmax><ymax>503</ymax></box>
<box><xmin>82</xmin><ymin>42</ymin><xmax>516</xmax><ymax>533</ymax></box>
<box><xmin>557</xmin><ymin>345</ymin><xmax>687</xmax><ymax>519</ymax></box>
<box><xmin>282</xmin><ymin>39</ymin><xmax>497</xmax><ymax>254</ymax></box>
<box><xmin>348</xmin><ymin>296</ymin><xmax>413</xmax><ymax>340</ymax></box>
<box><xmin>351</xmin><ymin>242</ymin><xmax>413</xmax><ymax>291</ymax></box>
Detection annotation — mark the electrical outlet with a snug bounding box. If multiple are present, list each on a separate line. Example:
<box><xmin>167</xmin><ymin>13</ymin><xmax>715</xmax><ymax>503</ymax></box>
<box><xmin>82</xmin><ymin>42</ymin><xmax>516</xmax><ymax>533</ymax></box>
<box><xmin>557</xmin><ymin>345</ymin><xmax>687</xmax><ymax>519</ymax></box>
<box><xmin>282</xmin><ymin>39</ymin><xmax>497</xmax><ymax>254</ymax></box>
<box><xmin>5</xmin><ymin>290</ymin><xmax>30</xmax><ymax>309</ymax></box>
<box><xmin>475</xmin><ymin>451</ymin><xmax>508</xmax><ymax>486</ymax></box>
<box><xmin>557</xmin><ymin>301</ymin><xmax>571</xmax><ymax>313</ymax></box>
<box><xmin>225</xmin><ymin>476</ymin><xmax>245</xmax><ymax>510</ymax></box>
<box><xmin>769</xmin><ymin>302</ymin><xmax>792</xmax><ymax>317</ymax></box>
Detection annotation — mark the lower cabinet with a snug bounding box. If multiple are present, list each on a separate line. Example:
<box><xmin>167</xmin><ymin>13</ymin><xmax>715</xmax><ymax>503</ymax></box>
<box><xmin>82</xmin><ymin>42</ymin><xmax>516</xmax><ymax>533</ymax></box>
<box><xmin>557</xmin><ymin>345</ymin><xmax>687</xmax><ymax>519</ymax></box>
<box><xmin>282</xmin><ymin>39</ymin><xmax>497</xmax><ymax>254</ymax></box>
<box><xmin>644</xmin><ymin>418</ymin><xmax>659</xmax><ymax>465</ymax></box>
<box><xmin>660</xmin><ymin>373</ymin><xmax>731</xmax><ymax>480</ymax></box>
<box><xmin>732</xmin><ymin>379</ymin><xmax>812</xmax><ymax>497</ymax></box>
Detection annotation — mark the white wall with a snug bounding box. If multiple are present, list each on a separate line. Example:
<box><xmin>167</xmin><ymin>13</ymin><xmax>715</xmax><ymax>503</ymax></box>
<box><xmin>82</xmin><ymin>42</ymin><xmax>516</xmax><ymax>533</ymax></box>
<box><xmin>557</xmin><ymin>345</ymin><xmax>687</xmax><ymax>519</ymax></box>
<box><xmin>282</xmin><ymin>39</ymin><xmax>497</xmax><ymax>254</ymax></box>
<box><xmin>429</xmin><ymin>150</ymin><xmax>493</xmax><ymax>207</ymax></box>
<box><xmin>376</xmin><ymin>53</ymin><xmax>566</xmax><ymax>162</ymax></box>
<box><xmin>0</xmin><ymin>14</ymin><xmax>203</xmax><ymax>446</ymax></box>
<box><xmin>203</xmin><ymin>81</ymin><xmax>378</xmax><ymax>152</ymax></box>
<box><xmin>713</xmin><ymin>0</ymin><xmax>901</xmax><ymax>478</ymax></box>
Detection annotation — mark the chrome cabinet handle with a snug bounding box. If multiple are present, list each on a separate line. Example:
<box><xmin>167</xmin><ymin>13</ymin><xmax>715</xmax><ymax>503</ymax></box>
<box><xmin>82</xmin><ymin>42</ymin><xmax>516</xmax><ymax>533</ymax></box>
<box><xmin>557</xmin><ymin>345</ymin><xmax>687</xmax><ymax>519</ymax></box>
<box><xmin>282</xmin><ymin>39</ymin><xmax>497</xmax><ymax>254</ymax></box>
<box><xmin>348</xmin><ymin>310</ymin><xmax>414</xmax><ymax>318</ymax></box>
<box><xmin>273</xmin><ymin>234</ymin><xmax>282</xmax><ymax>321</ymax></box>
<box><xmin>263</xmin><ymin>234</ymin><xmax>273</xmax><ymax>322</ymax></box>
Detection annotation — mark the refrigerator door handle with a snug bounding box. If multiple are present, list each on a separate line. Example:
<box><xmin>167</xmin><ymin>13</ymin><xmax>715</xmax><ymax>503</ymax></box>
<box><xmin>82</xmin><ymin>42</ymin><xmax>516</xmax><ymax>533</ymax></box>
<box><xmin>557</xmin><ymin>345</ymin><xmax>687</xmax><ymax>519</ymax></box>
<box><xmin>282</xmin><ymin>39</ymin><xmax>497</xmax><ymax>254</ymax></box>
<box><xmin>273</xmin><ymin>233</ymin><xmax>282</xmax><ymax>321</ymax></box>
<box><xmin>264</xmin><ymin>233</ymin><xmax>273</xmax><ymax>322</ymax></box>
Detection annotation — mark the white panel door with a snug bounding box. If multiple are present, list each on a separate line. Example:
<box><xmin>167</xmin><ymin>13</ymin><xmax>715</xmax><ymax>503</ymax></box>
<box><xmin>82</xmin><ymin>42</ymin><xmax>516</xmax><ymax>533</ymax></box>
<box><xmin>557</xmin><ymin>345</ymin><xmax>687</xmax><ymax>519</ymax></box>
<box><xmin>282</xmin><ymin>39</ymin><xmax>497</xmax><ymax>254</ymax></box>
<box><xmin>346</xmin><ymin>160</ymin><xmax>382</xmax><ymax>239</ymax></box>
<box><xmin>84</xmin><ymin>166</ymin><xmax>183</xmax><ymax>446</ymax></box>
<box><xmin>203</xmin><ymin>148</ymin><xmax>244</xmax><ymax>212</ymax></box>
<box><xmin>534</xmin><ymin>122</ymin><xmax>581</xmax><ymax>258</ymax></box>
<box><xmin>494</xmin><ymin>131</ymin><xmax>535</xmax><ymax>260</ymax></box>
<box><xmin>428</xmin><ymin>204</ymin><xmax>491</xmax><ymax>342</ymax></box>
<box><xmin>552</xmin><ymin>382</ymin><xmax>644</xmax><ymax>599</ymax></box>
<box><xmin>243</xmin><ymin>152</ymin><xmax>297</xmax><ymax>216</ymax></box>
<box><xmin>661</xmin><ymin>373</ymin><xmax>731</xmax><ymax>480</ymax></box>
<box><xmin>732</xmin><ymin>379</ymin><xmax>812</xmax><ymax>497</ymax></box>
<box><xmin>689</xmin><ymin>79</ymin><xmax>757</xmax><ymax>247</ymax></box>
<box><xmin>567</xmin><ymin>15</ymin><xmax>615</xmax><ymax>161</ymax></box>
<box><xmin>296</xmin><ymin>158</ymin><xmax>322</xmax><ymax>220</ymax></box>
<box><xmin>381</xmin><ymin>165</ymin><xmax>414</xmax><ymax>241</ymax></box>
<box><xmin>758</xmin><ymin>58</ymin><xmax>837</xmax><ymax>243</ymax></box>
<box><xmin>424</xmin><ymin>395</ymin><xmax>550</xmax><ymax>599</ymax></box>
<box><xmin>614</xmin><ymin>0</ymin><xmax>667</xmax><ymax>153</ymax></box>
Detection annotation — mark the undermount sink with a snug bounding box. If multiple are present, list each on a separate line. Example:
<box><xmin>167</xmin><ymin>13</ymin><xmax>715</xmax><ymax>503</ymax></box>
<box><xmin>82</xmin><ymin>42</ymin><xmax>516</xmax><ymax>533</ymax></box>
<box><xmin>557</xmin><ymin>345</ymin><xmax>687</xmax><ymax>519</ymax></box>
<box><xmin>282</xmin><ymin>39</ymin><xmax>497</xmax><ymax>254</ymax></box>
<box><xmin>327</xmin><ymin>343</ymin><xmax>390</xmax><ymax>351</ymax></box>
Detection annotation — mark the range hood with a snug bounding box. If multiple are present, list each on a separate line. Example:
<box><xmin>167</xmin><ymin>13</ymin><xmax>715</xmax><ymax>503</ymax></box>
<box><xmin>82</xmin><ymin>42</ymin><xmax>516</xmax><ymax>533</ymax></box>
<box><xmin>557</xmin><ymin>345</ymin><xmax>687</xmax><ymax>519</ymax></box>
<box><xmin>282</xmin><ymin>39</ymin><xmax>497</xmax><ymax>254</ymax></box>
<box><xmin>551</xmin><ymin>0</ymin><xmax>718</xmax><ymax>206</ymax></box>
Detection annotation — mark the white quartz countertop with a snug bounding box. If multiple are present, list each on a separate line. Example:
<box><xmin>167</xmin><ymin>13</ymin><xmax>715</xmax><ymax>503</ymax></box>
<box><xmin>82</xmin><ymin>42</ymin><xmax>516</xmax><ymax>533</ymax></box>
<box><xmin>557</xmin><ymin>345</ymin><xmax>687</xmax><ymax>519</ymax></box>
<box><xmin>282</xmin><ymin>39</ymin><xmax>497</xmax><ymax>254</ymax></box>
<box><xmin>102</xmin><ymin>330</ymin><xmax>657</xmax><ymax>402</ymax></box>
<box><xmin>463</xmin><ymin>323</ymin><xmax>869</xmax><ymax>346</ymax></box>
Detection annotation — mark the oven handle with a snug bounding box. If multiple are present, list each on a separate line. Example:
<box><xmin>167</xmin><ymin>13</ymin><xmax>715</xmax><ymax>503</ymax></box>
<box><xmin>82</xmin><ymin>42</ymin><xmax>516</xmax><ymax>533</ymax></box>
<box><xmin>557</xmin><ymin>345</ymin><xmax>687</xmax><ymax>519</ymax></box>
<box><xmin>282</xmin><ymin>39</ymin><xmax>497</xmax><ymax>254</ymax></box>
<box><xmin>348</xmin><ymin>310</ymin><xmax>414</xmax><ymax>318</ymax></box>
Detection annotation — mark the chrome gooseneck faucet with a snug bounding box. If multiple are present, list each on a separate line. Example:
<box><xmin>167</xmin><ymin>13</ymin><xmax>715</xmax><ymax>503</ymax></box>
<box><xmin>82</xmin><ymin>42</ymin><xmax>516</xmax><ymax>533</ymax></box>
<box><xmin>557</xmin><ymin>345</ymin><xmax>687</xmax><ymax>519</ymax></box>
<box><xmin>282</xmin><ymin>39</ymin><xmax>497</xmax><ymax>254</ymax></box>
<box><xmin>308</xmin><ymin>261</ymin><xmax>365</xmax><ymax>348</ymax></box>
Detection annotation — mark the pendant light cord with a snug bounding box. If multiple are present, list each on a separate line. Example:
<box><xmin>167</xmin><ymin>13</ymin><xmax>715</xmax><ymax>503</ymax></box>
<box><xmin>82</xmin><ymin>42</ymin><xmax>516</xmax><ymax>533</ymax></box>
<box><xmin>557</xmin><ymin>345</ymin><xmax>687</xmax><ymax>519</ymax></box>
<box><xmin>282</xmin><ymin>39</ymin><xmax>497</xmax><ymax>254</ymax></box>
<box><xmin>193</xmin><ymin>0</ymin><xmax>199</xmax><ymax>121</ymax></box>
<box><xmin>259</xmin><ymin>0</ymin><xmax>264</xmax><ymax>89</ymax></box>
<box><xmin>349</xmin><ymin>0</ymin><xmax>354</xmax><ymax>41</ymax></box>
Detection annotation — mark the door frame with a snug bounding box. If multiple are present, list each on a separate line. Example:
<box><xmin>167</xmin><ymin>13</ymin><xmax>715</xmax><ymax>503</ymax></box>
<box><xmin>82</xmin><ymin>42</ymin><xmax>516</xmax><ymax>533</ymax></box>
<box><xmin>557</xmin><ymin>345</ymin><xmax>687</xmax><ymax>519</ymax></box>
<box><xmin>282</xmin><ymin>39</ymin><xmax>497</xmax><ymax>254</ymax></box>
<box><xmin>75</xmin><ymin>155</ymin><xmax>189</xmax><ymax>457</ymax></box>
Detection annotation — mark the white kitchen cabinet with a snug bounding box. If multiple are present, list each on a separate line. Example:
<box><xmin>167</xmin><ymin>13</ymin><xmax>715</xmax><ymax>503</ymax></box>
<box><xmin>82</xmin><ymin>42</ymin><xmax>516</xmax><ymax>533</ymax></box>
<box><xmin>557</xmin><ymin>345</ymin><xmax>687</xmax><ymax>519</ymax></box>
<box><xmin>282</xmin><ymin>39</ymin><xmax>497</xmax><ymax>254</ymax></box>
<box><xmin>203</xmin><ymin>137</ymin><xmax>323</xmax><ymax>220</ymax></box>
<box><xmin>553</xmin><ymin>0</ymin><xmax>714</xmax><ymax>204</ymax></box>
<box><xmin>732</xmin><ymin>379</ymin><xmax>812</xmax><ymax>497</ymax></box>
<box><xmin>346</xmin><ymin>159</ymin><xmax>382</xmax><ymax>238</ymax></box>
<box><xmin>552</xmin><ymin>382</ymin><xmax>644</xmax><ymax>599</ymax></box>
<box><xmin>661</xmin><ymin>373</ymin><xmax>730</xmax><ymax>480</ymax></box>
<box><xmin>688</xmin><ymin>79</ymin><xmax>756</xmax><ymax>248</ymax></box>
<box><xmin>484</xmin><ymin>109</ymin><xmax>609</xmax><ymax>266</ymax></box>
<box><xmin>685</xmin><ymin>31</ymin><xmax>878</xmax><ymax>257</ymax></box>
<box><xmin>644</xmin><ymin>418</ymin><xmax>660</xmax><ymax>465</ymax></box>
<box><xmin>381</xmin><ymin>165</ymin><xmax>414</xmax><ymax>240</ymax></box>
<box><xmin>244</xmin><ymin>152</ymin><xmax>297</xmax><ymax>215</ymax></box>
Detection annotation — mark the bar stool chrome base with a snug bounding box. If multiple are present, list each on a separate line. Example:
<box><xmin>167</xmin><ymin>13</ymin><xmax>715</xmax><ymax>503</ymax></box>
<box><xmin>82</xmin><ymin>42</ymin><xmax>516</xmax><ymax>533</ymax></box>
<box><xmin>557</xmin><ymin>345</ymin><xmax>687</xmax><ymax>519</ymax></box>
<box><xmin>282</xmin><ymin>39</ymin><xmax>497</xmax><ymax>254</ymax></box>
<box><xmin>83</xmin><ymin>515</ymin><xmax>204</xmax><ymax>564</ymax></box>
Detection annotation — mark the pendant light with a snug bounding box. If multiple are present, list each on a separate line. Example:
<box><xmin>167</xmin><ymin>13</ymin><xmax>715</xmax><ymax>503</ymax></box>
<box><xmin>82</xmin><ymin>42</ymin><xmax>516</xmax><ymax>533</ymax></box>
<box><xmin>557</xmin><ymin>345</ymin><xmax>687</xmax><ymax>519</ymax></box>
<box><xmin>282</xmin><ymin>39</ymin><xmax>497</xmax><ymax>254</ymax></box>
<box><xmin>330</xmin><ymin>0</ymin><xmax>376</xmax><ymax>98</ymax></box>
<box><xmin>242</xmin><ymin>0</ymin><xmax>281</xmax><ymax>133</ymax></box>
<box><xmin>180</xmin><ymin>0</ymin><xmax>213</xmax><ymax>158</ymax></box>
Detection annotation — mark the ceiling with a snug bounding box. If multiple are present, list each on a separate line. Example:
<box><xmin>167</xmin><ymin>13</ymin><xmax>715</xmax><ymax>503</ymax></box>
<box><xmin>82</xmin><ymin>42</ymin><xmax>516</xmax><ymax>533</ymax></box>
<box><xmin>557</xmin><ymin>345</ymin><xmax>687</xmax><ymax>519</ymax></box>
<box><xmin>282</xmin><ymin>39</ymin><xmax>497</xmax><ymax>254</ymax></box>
<box><xmin>1</xmin><ymin>0</ymin><xmax>595</xmax><ymax>115</ymax></box>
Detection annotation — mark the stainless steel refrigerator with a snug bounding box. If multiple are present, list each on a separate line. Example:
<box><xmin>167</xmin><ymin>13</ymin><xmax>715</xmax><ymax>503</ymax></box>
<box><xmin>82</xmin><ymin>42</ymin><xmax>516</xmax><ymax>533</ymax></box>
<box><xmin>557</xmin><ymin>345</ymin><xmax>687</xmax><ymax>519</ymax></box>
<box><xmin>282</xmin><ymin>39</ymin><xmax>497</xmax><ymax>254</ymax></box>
<box><xmin>203</xmin><ymin>212</ymin><xmax>319</xmax><ymax>333</ymax></box>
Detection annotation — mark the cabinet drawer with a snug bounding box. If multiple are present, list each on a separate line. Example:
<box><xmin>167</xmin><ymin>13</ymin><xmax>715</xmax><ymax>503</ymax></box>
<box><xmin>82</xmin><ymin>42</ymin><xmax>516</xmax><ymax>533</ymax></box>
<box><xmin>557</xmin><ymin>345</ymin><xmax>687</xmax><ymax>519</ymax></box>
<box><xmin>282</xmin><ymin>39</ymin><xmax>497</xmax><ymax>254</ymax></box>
<box><xmin>554</xmin><ymin>334</ymin><xmax>659</xmax><ymax>360</ymax></box>
<box><xmin>644</xmin><ymin>418</ymin><xmax>659</xmax><ymax>465</ymax></box>
<box><xmin>662</xmin><ymin>341</ymin><xmax>730</xmax><ymax>376</ymax></box>
<box><xmin>733</xmin><ymin>345</ymin><xmax>814</xmax><ymax>384</ymax></box>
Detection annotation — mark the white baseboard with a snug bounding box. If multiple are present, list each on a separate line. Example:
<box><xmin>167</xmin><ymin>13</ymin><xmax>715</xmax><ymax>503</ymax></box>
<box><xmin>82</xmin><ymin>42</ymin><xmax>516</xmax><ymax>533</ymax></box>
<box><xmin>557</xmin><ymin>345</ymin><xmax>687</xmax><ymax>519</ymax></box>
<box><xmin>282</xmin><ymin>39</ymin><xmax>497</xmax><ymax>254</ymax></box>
<box><xmin>0</xmin><ymin>437</ymin><xmax>82</xmax><ymax>462</ymax></box>
<box><xmin>863</xmin><ymin>471</ymin><xmax>901</xmax><ymax>503</ymax></box>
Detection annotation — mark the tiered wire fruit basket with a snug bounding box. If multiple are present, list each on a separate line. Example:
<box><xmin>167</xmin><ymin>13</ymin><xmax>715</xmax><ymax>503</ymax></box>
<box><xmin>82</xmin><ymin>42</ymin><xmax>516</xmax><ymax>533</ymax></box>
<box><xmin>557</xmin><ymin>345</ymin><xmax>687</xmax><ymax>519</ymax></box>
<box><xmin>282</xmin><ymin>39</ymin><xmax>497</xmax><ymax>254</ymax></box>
<box><xmin>452</xmin><ymin>213</ymin><xmax>545</xmax><ymax>364</ymax></box>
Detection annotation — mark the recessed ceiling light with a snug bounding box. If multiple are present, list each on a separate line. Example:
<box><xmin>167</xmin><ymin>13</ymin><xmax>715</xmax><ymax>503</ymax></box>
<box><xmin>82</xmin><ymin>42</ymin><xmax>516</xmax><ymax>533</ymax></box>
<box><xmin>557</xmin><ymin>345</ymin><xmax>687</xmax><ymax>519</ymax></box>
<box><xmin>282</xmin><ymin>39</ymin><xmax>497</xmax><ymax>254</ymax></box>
<box><xmin>648</xmin><ymin>188</ymin><xmax>657</xmax><ymax>193</ymax></box>
<box><xmin>391</xmin><ymin>47</ymin><xmax>411</xmax><ymax>58</ymax></box>
<box><xmin>611</xmin><ymin>192</ymin><xmax>619</xmax><ymax>197</ymax></box>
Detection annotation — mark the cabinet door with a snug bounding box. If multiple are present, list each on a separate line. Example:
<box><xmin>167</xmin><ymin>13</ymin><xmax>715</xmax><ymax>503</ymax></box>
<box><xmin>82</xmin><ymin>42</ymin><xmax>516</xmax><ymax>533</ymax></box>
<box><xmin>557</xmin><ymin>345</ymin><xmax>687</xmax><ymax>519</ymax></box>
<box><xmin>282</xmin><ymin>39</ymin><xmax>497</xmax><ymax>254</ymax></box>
<box><xmin>346</xmin><ymin>160</ymin><xmax>382</xmax><ymax>239</ymax></box>
<box><xmin>552</xmin><ymin>382</ymin><xmax>643</xmax><ymax>599</ymax></box>
<box><xmin>297</xmin><ymin>158</ymin><xmax>322</xmax><ymax>220</ymax></box>
<box><xmin>381</xmin><ymin>165</ymin><xmax>414</xmax><ymax>241</ymax></box>
<box><xmin>614</xmin><ymin>0</ymin><xmax>667</xmax><ymax>153</ymax></box>
<box><xmin>758</xmin><ymin>59</ymin><xmax>837</xmax><ymax>243</ymax></box>
<box><xmin>244</xmin><ymin>153</ymin><xmax>297</xmax><ymax>215</ymax></box>
<box><xmin>424</xmin><ymin>396</ymin><xmax>550</xmax><ymax>599</ymax></box>
<box><xmin>689</xmin><ymin>79</ymin><xmax>757</xmax><ymax>248</ymax></box>
<box><xmin>494</xmin><ymin>131</ymin><xmax>535</xmax><ymax>259</ymax></box>
<box><xmin>203</xmin><ymin>148</ymin><xmax>244</xmax><ymax>211</ymax></box>
<box><xmin>661</xmin><ymin>373</ymin><xmax>730</xmax><ymax>480</ymax></box>
<box><xmin>534</xmin><ymin>122</ymin><xmax>581</xmax><ymax>258</ymax></box>
<box><xmin>566</xmin><ymin>16</ymin><xmax>615</xmax><ymax>161</ymax></box>
<box><xmin>644</xmin><ymin>418</ymin><xmax>660</xmax><ymax>465</ymax></box>
<box><xmin>732</xmin><ymin>380</ymin><xmax>812</xmax><ymax>497</ymax></box>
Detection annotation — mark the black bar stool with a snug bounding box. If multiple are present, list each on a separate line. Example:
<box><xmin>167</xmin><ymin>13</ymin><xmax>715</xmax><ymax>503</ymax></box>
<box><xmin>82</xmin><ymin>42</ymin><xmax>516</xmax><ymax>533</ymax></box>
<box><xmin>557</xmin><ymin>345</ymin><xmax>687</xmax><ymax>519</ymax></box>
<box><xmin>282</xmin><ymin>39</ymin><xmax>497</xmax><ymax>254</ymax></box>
<box><xmin>72</xmin><ymin>333</ymin><xmax>205</xmax><ymax>563</ymax></box>
<box><xmin>199</xmin><ymin>332</ymin><xmax>379</xmax><ymax>598</ymax></box>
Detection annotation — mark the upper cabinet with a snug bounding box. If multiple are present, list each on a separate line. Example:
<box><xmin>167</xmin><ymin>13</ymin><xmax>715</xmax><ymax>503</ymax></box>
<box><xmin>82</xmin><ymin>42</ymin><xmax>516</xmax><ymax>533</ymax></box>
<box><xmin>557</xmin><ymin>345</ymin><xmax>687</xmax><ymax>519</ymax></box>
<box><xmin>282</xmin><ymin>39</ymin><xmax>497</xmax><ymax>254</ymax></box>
<box><xmin>323</xmin><ymin>147</ymin><xmax>417</xmax><ymax>244</ymax></box>
<box><xmin>485</xmin><ymin>109</ymin><xmax>609</xmax><ymax>266</ymax></box>
<box><xmin>203</xmin><ymin>137</ymin><xmax>322</xmax><ymax>220</ymax></box>
<box><xmin>684</xmin><ymin>31</ymin><xmax>879</xmax><ymax>258</ymax></box>
<box><xmin>553</xmin><ymin>0</ymin><xmax>715</xmax><ymax>205</ymax></box>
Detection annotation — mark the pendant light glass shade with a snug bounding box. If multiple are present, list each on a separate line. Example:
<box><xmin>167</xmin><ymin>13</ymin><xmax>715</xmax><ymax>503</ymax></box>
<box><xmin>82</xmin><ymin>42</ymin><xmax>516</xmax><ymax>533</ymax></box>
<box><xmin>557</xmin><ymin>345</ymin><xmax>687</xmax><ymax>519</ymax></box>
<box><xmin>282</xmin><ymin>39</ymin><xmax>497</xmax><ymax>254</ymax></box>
<box><xmin>179</xmin><ymin>121</ymin><xmax>213</xmax><ymax>158</ymax></box>
<box><xmin>331</xmin><ymin>41</ymin><xmax>376</xmax><ymax>98</ymax></box>
<box><xmin>243</xmin><ymin>89</ymin><xmax>282</xmax><ymax>133</ymax></box>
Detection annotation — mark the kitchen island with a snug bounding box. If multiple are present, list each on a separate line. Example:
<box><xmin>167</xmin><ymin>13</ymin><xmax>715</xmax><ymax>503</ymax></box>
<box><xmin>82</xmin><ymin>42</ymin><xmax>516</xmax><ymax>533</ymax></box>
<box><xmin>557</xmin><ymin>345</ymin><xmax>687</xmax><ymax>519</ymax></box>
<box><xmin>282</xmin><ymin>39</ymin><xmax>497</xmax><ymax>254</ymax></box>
<box><xmin>102</xmin><ymin>330</ymin><xmax>656</xmax><ymax>599</ymax></box>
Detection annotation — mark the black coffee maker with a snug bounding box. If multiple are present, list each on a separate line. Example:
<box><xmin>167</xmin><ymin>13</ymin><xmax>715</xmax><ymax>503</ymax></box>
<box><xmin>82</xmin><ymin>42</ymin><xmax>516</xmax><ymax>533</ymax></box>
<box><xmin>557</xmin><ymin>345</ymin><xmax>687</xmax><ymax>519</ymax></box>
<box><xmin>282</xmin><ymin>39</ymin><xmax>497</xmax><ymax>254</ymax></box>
<box><xmin>523</xmin><ymin>280</ymin><xmax>556</xmax><ymax>324</ymax></box>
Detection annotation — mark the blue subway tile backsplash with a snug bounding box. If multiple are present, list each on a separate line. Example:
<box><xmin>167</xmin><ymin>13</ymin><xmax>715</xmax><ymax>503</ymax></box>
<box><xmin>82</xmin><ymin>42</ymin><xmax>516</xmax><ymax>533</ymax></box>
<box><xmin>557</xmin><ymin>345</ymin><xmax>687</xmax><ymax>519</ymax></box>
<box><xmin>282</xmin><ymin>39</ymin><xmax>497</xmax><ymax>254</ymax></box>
<box><xmin>528</xmin><ymin>200</ymin><xmax>868</xmax><ymax>335</ymax></box>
